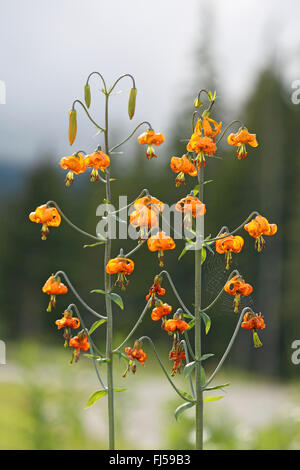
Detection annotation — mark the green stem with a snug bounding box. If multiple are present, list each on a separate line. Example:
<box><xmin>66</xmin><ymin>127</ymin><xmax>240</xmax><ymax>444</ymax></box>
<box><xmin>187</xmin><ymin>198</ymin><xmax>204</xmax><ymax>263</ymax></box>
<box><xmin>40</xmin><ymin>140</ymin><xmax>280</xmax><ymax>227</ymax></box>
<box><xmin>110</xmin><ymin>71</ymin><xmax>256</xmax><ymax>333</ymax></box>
<box><xmin>195</xmin><ymin>165</ymin><xmax>204</xmax><ymax>450</ymax></box>
<box><xmin>103</xmin><ymin>91</ymin><xmax>115</xmax><ymax>450</ymax></box>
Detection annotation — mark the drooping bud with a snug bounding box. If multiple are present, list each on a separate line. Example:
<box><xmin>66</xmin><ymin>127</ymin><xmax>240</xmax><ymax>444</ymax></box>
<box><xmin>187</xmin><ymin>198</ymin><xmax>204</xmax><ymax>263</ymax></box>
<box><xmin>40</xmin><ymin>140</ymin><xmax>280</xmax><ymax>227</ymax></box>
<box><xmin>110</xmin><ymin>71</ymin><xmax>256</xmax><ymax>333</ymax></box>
<box><xmin>84</xmin><ymin>84</ymin><xmax>91</xmax><ymax>108</ymax></box>
<box><xmin>128</xmin><ymin>87</ymin><xmax>137</xmax><ymax>120</ymax></box>
<box><xmin>68</xmin><ymin>109</ymin><xmax>77</xmax><ymax>146</ymax></box>
<box><xmin>194</xmin><ymin>96</ymin><xmax>203</xmax><ymax>108</ymax></box>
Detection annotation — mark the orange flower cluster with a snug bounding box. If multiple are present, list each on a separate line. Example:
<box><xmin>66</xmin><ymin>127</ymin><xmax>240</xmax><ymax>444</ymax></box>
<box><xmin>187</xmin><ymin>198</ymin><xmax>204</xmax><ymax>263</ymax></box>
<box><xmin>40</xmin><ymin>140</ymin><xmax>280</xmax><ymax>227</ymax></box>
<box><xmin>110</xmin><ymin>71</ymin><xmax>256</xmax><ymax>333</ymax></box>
<box><xmin>42</xmin><ymin>274</ymin><xmax>68</xmax><ymax>312</ymax></box>
<box><xmin>169</xmin><ymin>346</ymin><xmax>186</xmax><ymax>376</ymax></box>
<box><xmin>69</xmin><ymin>330</ymin><xmax>90</xmax><ymax>363</ymax></box>
<box><xmin>151</xmin><ymin>303</ymin><xmax>172</xmax><ymax>323</ymax></box>
<box><xmin>59</xmin><ymin>149</ymin><xmax>110</xmax><ymax>186</ymax></box>
<box><xmin>228</xmin><ymin>128</ymin><xmax>258</xmax><ymax>159</ymax></box>
<box><xmin>244</xmin><ymin>215</ymin><xmax>277</xmax><ymax>252</ymax></box>
<box><xmin>124</xmin><ymin>340</ymin><xmax>147</xmax><ymax>375</ymax></box>
<box><xmin>186</xmin><ymin>118</ymin><xmax>219</xmax><ymax>167</ymax></box>
<box><xmin>216</xmin><ymin>233</ymin><xmax>244</xmax><ymax>269</ymax></box>
<box><xmin>130</xmin><ymin>196</ymin><xmax>164</xmax><ymax>241</ymax></box>
<box><xmin>170</xmin><ymin>155</ymin><xmax>197</xmax><ymax>187</ymax></box>
<box><xmin>147</xmin><ymin>231</ymin><xmax>176</xmax><ymax>267</ymax></box>
<box><xmin>164</xmin><ymin>317</ymin><xmax>189</xmax><ymax>334</ymax></box>
<box><xmin>55</xmin><ymin>309</ymin><xmax>80</xmax><ymax>346</ymax></box>
<box><xmin>241</xmin><ymin>312</ymin><xmax>265</xmax><ymax>348</ymax></box>
<box><xmin>29</xmin><ymin>204</ymin><xmax>61</xmax><ymax>240</ymax></box>
<box><xmin>224</xmin><ymin>274</ymin><xmax>253</xmax><ymax>313</ymax></box>
<box><xmin>175</xmin><ymin>195</ymin><xmax>206</xmax><ymax>230</ymax></box>
<box><xmin>137</xmin><ymin>129</ymin><xmax>164</xmax><ymax>160</ymax></box>
<box><xmin>146</xmin><ymin>275</ymin><xmax>166</xmax><ymax>307</ymax></box>
<box><xmin>106</xmin><ymin>257</ymin><xmax>134</xmax><ymax>290</ymax></box>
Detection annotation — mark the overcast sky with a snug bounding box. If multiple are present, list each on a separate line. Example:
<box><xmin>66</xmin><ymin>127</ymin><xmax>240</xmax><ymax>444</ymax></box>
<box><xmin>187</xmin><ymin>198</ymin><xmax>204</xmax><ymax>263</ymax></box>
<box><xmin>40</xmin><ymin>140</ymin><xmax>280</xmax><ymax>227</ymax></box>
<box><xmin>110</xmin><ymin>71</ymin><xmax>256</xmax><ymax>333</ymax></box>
<box><xmin>0</xmin><ymin>0</ymin><xmax>300</xmax><ymax>165</ymax></box>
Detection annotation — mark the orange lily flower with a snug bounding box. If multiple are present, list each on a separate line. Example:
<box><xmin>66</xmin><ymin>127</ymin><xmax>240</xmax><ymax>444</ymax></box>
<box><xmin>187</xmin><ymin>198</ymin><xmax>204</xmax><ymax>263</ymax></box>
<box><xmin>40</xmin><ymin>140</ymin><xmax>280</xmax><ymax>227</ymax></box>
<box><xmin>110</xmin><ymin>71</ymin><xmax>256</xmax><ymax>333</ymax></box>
<box><xmin>133</xmin><ymin>196</ymin><xmax>164</xmax><ymax>214</ymax></box>
<box><xmin>164</xmin><ymin>318</ymin><xmax>189</xmax><ymax>334</ymax></box>
<box><xmin>215</xmin><ymin>233</ymin><xmax>244</xmax><ymax>269</ymax></box>
<box><xmin>186</xmin><ymin>120</ymin><xmax>217</xmax><ymax>167</ymax></box>
<box><xmin>151</xmin><ymin>303</ymin><xmax>172</xmax><ymax>323</ymax></box>
<box><xmin>147</xmin><ymin>231</ymin><xmax>176</xmax><ymax>267</ymax></box>
<box><xmin>224</xmin><ymin>274</ymin><xmax>253</xmax><ymax>313</ymax></box>
<box><xmin>244</xmin><ymin>215</ymin><xmax>277</xmax><ymax>252</ymax></box>
<box><xmin>130</xmin><ymin>206</ymin><xmax>159</xmax><ymax>240</ymax></box>
<box><xmin>146</xmin><ymin>275</ymin><xmax>166</xmax><ymax>306</ymax></box>
<box><xmin>60</xmin><ymin>152</ymin><xmax>86</xmax><ymax>186</ymax></box>
<box><xmin>170</xmin><ymin>155</ymin><xmax>197</xmax><ymax>187</ymax></box>
<box><xmin>137</xmin><ymin>129</ymin><xmax>165</xmax><ymax>160</ymax></box>
<box><xmin>227</xmin><ymin>128</ymin><xmax>258</xmax><ymax>159</ymax></box>
<box><xmin>29</xmin><ymin>204</ymin><xmax>61</xmax><ymax>240</ymax></box>
<box><xmin>124</xmin><ymin>340</ymin><xmax>147</xmax><ymax>375</ymax></box>
<box><xmin>241</xmin><ymin>312</ymin><xmax>265</xmax><ymax>348</ymax></box>
<box><xmin>106</xmin><ymin>257</ymin><xmax>134</xmax><ymax>290</ymax></box>
<box><xmin>42</xmin><ymin>274</ymin><xmax>68</xmax><ymax>312</ymax></box>
<box><xmin>55</xmin><ymin>310</ymin><xmax>80</xmax><ymax>346</ymax></box>
<box><xmin>84</xmin><ymin>149</ymin><xmax>110</xmax><ymax>182</ymax></box>
<box><xmin>69</xmin><ymin>330</ymin><xmax>90</xmax><ymax>363</ymax></box>
<box><xmin>169</xmin><ymin>346</ymin><xmax>186</xmax><ymax>376</ymax></box>
<box><xmin>202</xmin><ymin>117</ymin><xmax>222</xmax><ymax>139</ymax></box>
<box><xmin>175</xmin><ymin>195</ymin><xmax>206</xmax><ymax>230</ymax></box>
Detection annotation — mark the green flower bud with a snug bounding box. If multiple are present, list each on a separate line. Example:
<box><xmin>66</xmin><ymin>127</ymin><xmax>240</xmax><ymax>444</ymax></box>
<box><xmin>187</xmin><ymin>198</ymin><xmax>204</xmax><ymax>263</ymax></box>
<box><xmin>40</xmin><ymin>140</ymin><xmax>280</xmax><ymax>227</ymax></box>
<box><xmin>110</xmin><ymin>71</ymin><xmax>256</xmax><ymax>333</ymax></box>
<box><xmin>128</xmin><ymin>87</ymin><xmax>137</xmax><ymax>120</ymax></box>
<box><xmin>68</xmin><ymin>109</ymin><xmax>77</xmax><ymax>146</ymax></box>
<box><xmin>84</xmin><ymin>84</ymin><xmax>91</xmax><ymax>108</ymax></box>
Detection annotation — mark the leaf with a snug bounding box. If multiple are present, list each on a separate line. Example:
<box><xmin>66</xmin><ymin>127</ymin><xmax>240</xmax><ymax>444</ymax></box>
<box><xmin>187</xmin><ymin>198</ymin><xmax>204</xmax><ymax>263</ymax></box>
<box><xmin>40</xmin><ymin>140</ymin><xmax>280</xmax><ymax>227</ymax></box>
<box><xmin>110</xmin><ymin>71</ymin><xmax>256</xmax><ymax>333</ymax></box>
<box><xmin>178</xmin><ymin>390</ymin><xmax>194</xmax><ymax>402</ymax></box>
<box><xmin>91</xmin><ymin>289</ymin><xmax>106</xmax><ymax>295</ymax></box>
<box><xmin>187</xmin><ymin>319</ymin><xmax>195</xmax><ymax>330</ymax></box>
<box><xmin>204</xmin><ymin>383</ymin><xmax>230</xmax><ymax>391</ymax></box>
<box><xmin>89</xmin><ymin>319</ymin><xmax>107</xmax><ymax>335</ymax></box>
<box><xmin>192</xmin><ymin>185</ymin><xmax>199</xmax><ymax>196</ymax></box>
<box><xmin>200</xmin><ymin>353</ymin><xmax>214</xmax><ymax>362</ymax></box>
<box><xmin>201</xmin><ymin>247</ymin><xmax>207</xmax><ymax>265</ymax></box>
<box><xmin>203</xmin><ymin>179</ymin><xmax>213</xmax><ymax>185</ymax></box>
<box><xmin>103</xmin><ymin>198</ymin><xmax>110</xmax><ymax>204</ymax></box>
<box><xmin>174</xmin><ymin>402</ymin><xmax>195</xmax><ymax>421</ymax></box>
<box><xmin>83</xmin><ymin>241</ymin><xmax>106</xmax><ymax>248</ymax></box>
<box><xmin>203</xmin><ymin>396</ymin><xmax>224</xmax><ymax>403</ymax></box>
<box><xmin>200</xmin><ymin>311</ymin><xmax>211</xmax><ymax>334</ymax></box>
<box><xmin>109</xmin><ymin>293</ymin><xmax>124</xmax><ymax>310</ymax></box>
<box><xmin>183</xmin><ymin>313</ymin><xmax>194</xmax><ymax>320</ymax></box>
<box><xmin>85</xmin><ymin>390</ymin><xmax>107</xmax><ymax>409</ymax></box>
<box><xmin>84</xmin><ymin>354</ymin><xmax>103</xmax><ymax>360</ymax></box>
<box><xmin>178</xmin><ymin>243</ymin><xmax>195</xmax><ymax>260</ymax></box>
<box><xmin>113</xmin><ymin>388</ymin><xmax>127</xmax><ymax>393</ymax></box>
<box><xmin>183</xmin><ymin>361</ymin><xmax>196</xmax><ymax>378</ymax></box>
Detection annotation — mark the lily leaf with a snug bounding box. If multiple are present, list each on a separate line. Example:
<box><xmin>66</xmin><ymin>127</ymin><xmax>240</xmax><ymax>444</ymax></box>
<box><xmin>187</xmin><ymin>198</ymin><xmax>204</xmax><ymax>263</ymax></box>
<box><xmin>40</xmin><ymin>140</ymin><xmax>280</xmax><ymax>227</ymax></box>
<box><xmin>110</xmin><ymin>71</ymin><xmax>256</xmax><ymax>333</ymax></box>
<box><xmin>89</xmin><ymin>319</ymin><xmax>107</xmax><ymax>335</ymax></box>
<box><xmin>183</xmin><ymin>361</ymin><xmax>196</xmax><ymax>378</ymax></box>
<box><xmin>109</xmin><ymin>293</ymin><xmax>124</xmax><ymax>310</ymax></box>
<box><xmin>200</xmin><ymin>311</ymin><xmax>211</xmax><ymax>334</ymax></box>
<box><xmin>204</xmin><ymin>383</ymin><xmax>230</xmax><ymax>391</ymax></box>
<box><xmin>91</xmin><ymin>289</ymin><xmax>106</xmax><ymax>295</ymax></box>
<box><xmin>114</xmin><ymin>388</ymin><xmax>127</xmax><ymax>393</ymax></box>
<box><xmin>203</xmin><ymin>396</ymin><xmax>224</xmax><ymax>403</ymax></box>
<box><xmin>200</xmin><ymin>353</ymin><xmax>214</xmax><ymax>362</ymax></box>
<box><xmin>113</xmin><ymin>350</ymin><xmax>130</xmax><ymax>364</ymax></box>
<box><xmin>187</xmin><ymin>319</ymin><xmax>195</xmax><ymax>330</ymax></box>
<box><xmin>201</xmin><ymin>247</ymin><xmax>207</xmax><ymax>265</ymax></box>
<box><xmin>83</xmin><ymin>241</ymin><xmax>106</xmax><ymax>248</ymax></box>
<box><xmin>178</xmin><ymin>389</ymin><xmax>194</xmax><ymax>402</ymax></box>
<box><xmin>85</xmin><ymin>390</ymin><xmax>107</xmax><ymax>409</ymax></box>
<box><xmin>201</xmin><ymin>366</ymin><xmax>206</xmax><ymax>386</ymax></box>
<box><xmin>174</xmin><ymin>402</ymin><xmax>195</xmax><ymax>421</ymax></box>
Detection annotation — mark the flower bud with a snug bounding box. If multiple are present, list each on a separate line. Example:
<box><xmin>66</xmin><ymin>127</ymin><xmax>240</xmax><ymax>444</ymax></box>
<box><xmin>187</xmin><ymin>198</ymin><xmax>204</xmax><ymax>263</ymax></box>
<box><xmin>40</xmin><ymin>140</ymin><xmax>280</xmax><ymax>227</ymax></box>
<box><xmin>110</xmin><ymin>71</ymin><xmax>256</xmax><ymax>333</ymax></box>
<box><xmin>194</xmin><ymin>97</ymin><xmax>203</xmax><ymax>108</ymax></box>
<box><xmin>84</xmin><ymin>84</ymin><xmax>91</xmax><ymax>108</ymax></box>
<box><xmin>128</xmin><ymin>87</ymin><xmax>137</xmax><ymax>120</ymax></box>
<box><xmin>68</xmin><ymin>109</ymin><xmax>77</xmax><ymax>146</ymax></box>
